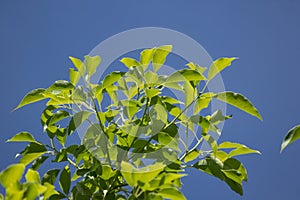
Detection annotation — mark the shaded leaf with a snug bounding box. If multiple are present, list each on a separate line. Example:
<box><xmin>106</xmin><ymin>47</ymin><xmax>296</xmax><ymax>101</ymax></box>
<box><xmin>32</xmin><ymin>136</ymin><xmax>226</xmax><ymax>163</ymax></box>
<box><xmin>59</xmin><ymin>166</ymin><xmax>71</xmax><ymax>195</ymax></box>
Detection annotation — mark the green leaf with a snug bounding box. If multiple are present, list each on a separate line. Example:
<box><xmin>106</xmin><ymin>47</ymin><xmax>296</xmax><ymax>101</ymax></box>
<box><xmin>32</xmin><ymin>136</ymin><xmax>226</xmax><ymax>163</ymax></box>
<box><xmin>152</xmin><ymin>45</ymin><xmax>172</xmax><ymax>72</ymax></box>
<box><xmin>194</xmin><ymin>93</ymin><xmax>215</xmax><ymax>115</ymax></box>
<box><xmin>19</xmin><ymin>142</ymin><xmax>47</xmax><ymax>166</ymax></box>
<box><xmin>69</xmin><ymin>68</ymin><xmax>80</xmax><ymax>86</ymax></box>
<box><xmin>210</xmin><ymin>109</ymin><xmax>231</xmax><ymax>125</ymax></box>
<box><xmin>59</xmin><ymin>166</ymin><xmax>71</xmax><ymax>195</ymax></box>
<box><xmin>25</xmin><ymin>169</ymin><xmax>40</xmax><ymax>183</ymax></box>
<box><xmin>145</xmin><ymin>88</ymin><xmax>161</xmax><ymax>99</ymax></box>
<box><xmin>102</xmin><ymin>71</ymin><xmax>125</xmax><ymax>89</ymax></box>
<box><xmin>186</xmin><ymin>62</ymin><xmax>207</xmax><ymax>74</ymax></box>
<box><xmin>43</xmin><ymin>182</ymin><xmax>59</xmax><ymax>199</ymax></box>
<box><xmin>69</xmin><ymin>56</ymin><xmax>85</xmax><ymax>77</ymax></box>
<box><xmin>7</xmin><ymin>132</ymin><xmax>36</xmax><ymax>143</ymax></box>
<box><xmin>281</xmin><ymin>125</ymin><xmax>300</xmax><ymax>152</ymax></box>
<box><xmin>31</xmin><ymin>156</ymin><xmax>49</xmax><ymax>170</ymax></box>
<box><xmin>183</xmin><ymin>81</ymin><xmax>195</xmax><ymax>106</ymax></box>
<box><xmin>158</xmin><ymin>188</ymin><xmax>186</xmax><ymax>200</ymax></box>
<box><xmin>208</xmin><ymin>57</ymin><xmax>238</xmax><ymax>80</ymax></box>
<box><xmin>215</xmin><ymin>92</ymin><xmax>262</xmax><ymax>120</ymax></box>
<box><xmin>72</xmin><ymin>86</ymin><xmax>87</xmax><ymax>102</ymax></box>
<box><xmin>68</xmin><ymin>111</ymin><xmax>92</xmax><ymax>135</ymax></box>
<box><xmin>184</xmin><ymin>149</ymin><xmax>201</xmax><ymax>163</ymax></box>
<box><xmin>0</xmin><ymin>164</ymin><xmax>25</xmax><ymax>188</ymax></box>
<box><xmin>167</xmin><ymin>69</ymin><xmax>206</xmax><ymax>83</ymax></box>
<box><xmin>15</xmin><ymin>88</ymin><xmax>47</xmax><ymax>110</ymax></box>
<box><xmin>120</xmin><ymin>57</ymin><xmax>141</xmax><ymax>68</ymax></box>
<box><xmin>48</xmin><ymin>110</ymin><xmax>70</xmax><ymax>125</ymax></box>
<box><xmin>219</xmin><ymin>142</ymin><xmax>261</xmax><ymax>157</ymax></box>
<box><xmin>140</xmin><ymin>48</ymin><xmax>155</xmax><ymax>69</ymax></box>
<box><xmin>121</xmin><ymin>162</ymin><xmax>164</xmax><ymax>187</ymax></box>
<box><xmin>84</xmin><ymin>55</ymin><xmax>101</xmax><ymax>77</ymax></box>
<box><xmin>46</xmin><ymin>80</ymin><xmax>74</xmax><ymax>93</ymax></box>
<box><xmin>42</xmin><ymin>169</ymin><xmax>60</xmax><ymax>185</ymax></box>
<box><xmin>20</xmin><ymin>153</ymin><xmax>46</xmax><ymax>166</ymax></box>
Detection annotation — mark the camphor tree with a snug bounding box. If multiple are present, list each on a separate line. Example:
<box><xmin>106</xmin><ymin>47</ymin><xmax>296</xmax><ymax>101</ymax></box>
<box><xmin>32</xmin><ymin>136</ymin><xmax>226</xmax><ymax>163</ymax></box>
<box><xmin>0</xmin><ymin>45</ymin><xmax>262</xmax><ymax>200</ymax></box>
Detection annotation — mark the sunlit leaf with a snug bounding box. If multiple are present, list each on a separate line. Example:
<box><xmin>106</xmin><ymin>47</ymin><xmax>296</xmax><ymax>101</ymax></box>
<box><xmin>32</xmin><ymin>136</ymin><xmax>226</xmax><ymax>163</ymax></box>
<box><xmin>84</xmin><ymin>55</ymin><xmax>101</xmax><ymax>77</ymax></box>
<box><xmin>152</xmin><ymin>45</ymin><xmax>172</xmax><ymax>72</ymax></box>
<box><xmin>69</xmin><ymin>68</ymin><xmax>80</xmax><ymax>86</ymax></box>
<box><xmin>15</xmin><ymin>88</ymin><xmax>47</xmax><ymax>110</ymax></box>
<box><xmin>140</xmin><ymin>48</ymin><xmax>155</xmax><ymax>70</ymax></box>
<box><xmin>6</xmin><ymin>132</ymin><xmax>36</xmax><ymax>143</ymax></box>
<box><xmin>120</xmin><ymin>57</ymin><xmax>141</xmax><ymax>68</ymax></box>
<box><xmin>69</xmin><ymin>56</ymin><xmax>85</xmax><ymax>77</ymax></box>
<box><xmin>167</xmin><ymin>69</ymin><xmax>206</xmax><ymax>83</ymax></box>
<box><xmin>25</xmin><ymin>169</ymin><xmax>40</xmax><ymax>183</ymax></box>
<box><xmin>215</xmin><ymin>92</ymin><xmax>262</xmax><ymax>120</ymax></box>
<box><xmin>281</xmin><ymin>125</ymin><xmax>300</xmax><ymax>152</ymax></box>
<box><xmin>208</xmin><ymin>57</ymin><xmax>238</xmax><ymax>80</ymax></box>
<box><xmin>158</xmin><ymin>188</ymin><xmax>186</xmax><ymax>200</ymax></box>
<box><xmin>0</xmin><ymin>164</ymin><xmax>25</xmax><ymax>188</ymax></box>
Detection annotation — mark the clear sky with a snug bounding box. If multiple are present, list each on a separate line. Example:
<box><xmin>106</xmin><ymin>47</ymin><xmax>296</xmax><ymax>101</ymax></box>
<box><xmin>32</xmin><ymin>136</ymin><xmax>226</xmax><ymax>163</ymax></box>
<box><xmin>1</xmin><ymin>1</ymin><xmax>300</xmax><ymax>199</ymax></box>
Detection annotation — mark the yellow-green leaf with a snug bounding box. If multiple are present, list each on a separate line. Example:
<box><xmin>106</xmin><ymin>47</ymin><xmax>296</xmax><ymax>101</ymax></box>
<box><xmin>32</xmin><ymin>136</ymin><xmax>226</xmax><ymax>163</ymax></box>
<box><xmin>215</xmin><ymin>92</ymin><xmax>262</xmax><ymax>120</ymax></box>
<box><xmin>84</xmin><ymin>55</ymin><xmax>101</xmax><ymax>77</ymax></box>
<box><xmin>7</xmin><ymin>132</ymin><xmax>36</xmax><ymax>143</ymax></box>
<box><xmin>0</xmin><ymin>164</ymin><xmax>25</xmax><ymax>188</ymax></box>
<box><xmin>25</xmin><ymin>169</ymin><xmax>40</xmax><ymax>183</ymax></box>
<box><xmin>15</xmin><ymin>88</ymin><xmax>47</xmax><ymax>110</ymax></box>
<box><xmin>69</xmin><ymin>68</ymin><xmax>80</xmax><ymax>86</ymax></box>
<box><xmin>140</xmin><ymin>48</ymin><xmax>155</xmax><ymax>70</ymax></box>
<box><xmin>208</xmin><ymin>57</ymin><xmax>238</xmax><ymax>80</ymax></box>
<box><xmin>152</xmin><ymin>45</ymin><xmax>172</xmax><ymax>72</ymax></box>
<box><xmin>281</xmin><ymin>125</ymin><xmax>300</xmax><ymax>152</ymax></box>
<box><xmin>120</xmin><ymin>57</ymin><xmax>141</xmax><ymax>68</ymax></box>
<box><xmin>69</xmin><ymin>56</ymin><xmax>85</xmax><ymax>77</ymax></box>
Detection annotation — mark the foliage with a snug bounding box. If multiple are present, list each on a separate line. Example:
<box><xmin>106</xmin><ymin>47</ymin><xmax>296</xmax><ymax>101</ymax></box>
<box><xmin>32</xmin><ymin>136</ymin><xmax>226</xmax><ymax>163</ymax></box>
<box><xmin>0</xmin><ymin>45</ymin><xmax>262</xmax><ymax>199</ymax></box>
<box><xmin>281</xmin><ymin>125</ymin><xmax>300</xmax><ymax>152</ymax></box>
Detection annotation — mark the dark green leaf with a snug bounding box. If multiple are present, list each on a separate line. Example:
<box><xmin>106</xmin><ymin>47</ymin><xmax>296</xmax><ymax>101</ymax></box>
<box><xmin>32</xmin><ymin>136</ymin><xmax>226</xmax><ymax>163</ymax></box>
<box><xmin>31</xmin><ymin>156</ymin><xmax>49</xmax><ymax>170</ymax></box>
<box><xmin>42</xmin><ymin>169</ymin><xmax>60</xmax><ymax>185</ymax></box>
<box><xmin>59</xmin><ymin>165</ymin><xmax>71</xmax><ymax>195</ymax></box>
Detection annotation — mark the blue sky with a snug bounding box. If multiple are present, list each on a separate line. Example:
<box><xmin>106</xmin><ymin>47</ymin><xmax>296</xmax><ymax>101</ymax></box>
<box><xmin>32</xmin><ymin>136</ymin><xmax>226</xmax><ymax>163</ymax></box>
<box><xmin>1</xmin><ymin>1</ymin><xmax>300</xmax><ymax>199</ymax></box>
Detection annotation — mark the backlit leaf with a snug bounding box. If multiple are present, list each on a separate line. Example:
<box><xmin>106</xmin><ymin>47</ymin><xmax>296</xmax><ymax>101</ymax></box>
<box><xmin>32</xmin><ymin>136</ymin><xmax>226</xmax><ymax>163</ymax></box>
<box><xmin>152</xmin><ymin>45</ymin><xmax>172</xmax><ymax>72</ymax></box>
<box><xmin>215</xmin><ymin>92</ymin><xmax>262</xmax><ymax>120</ymax></box>
<box><xmin>15</xmin><ymin>88</ymin><xmax>47</xmax><ymax>110</ymax></box>
<box><xmin>281</xmin><ymin>125</ymin><xmax>300</xmax><ymax>152</ymax></box>
<box><xmin>85</xmin><ymin>55</ymin><xmax>101</xmax><ymax>77</ymax></box>
<box><xmin>208</xmin><ymin>57</ymin><xmax>238</xmax><ymax>80</ymax></box>
<box><xmin>7</xmin><ymin>132</ymin><xmax>36</xmax><ymax>143</ymax></box>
